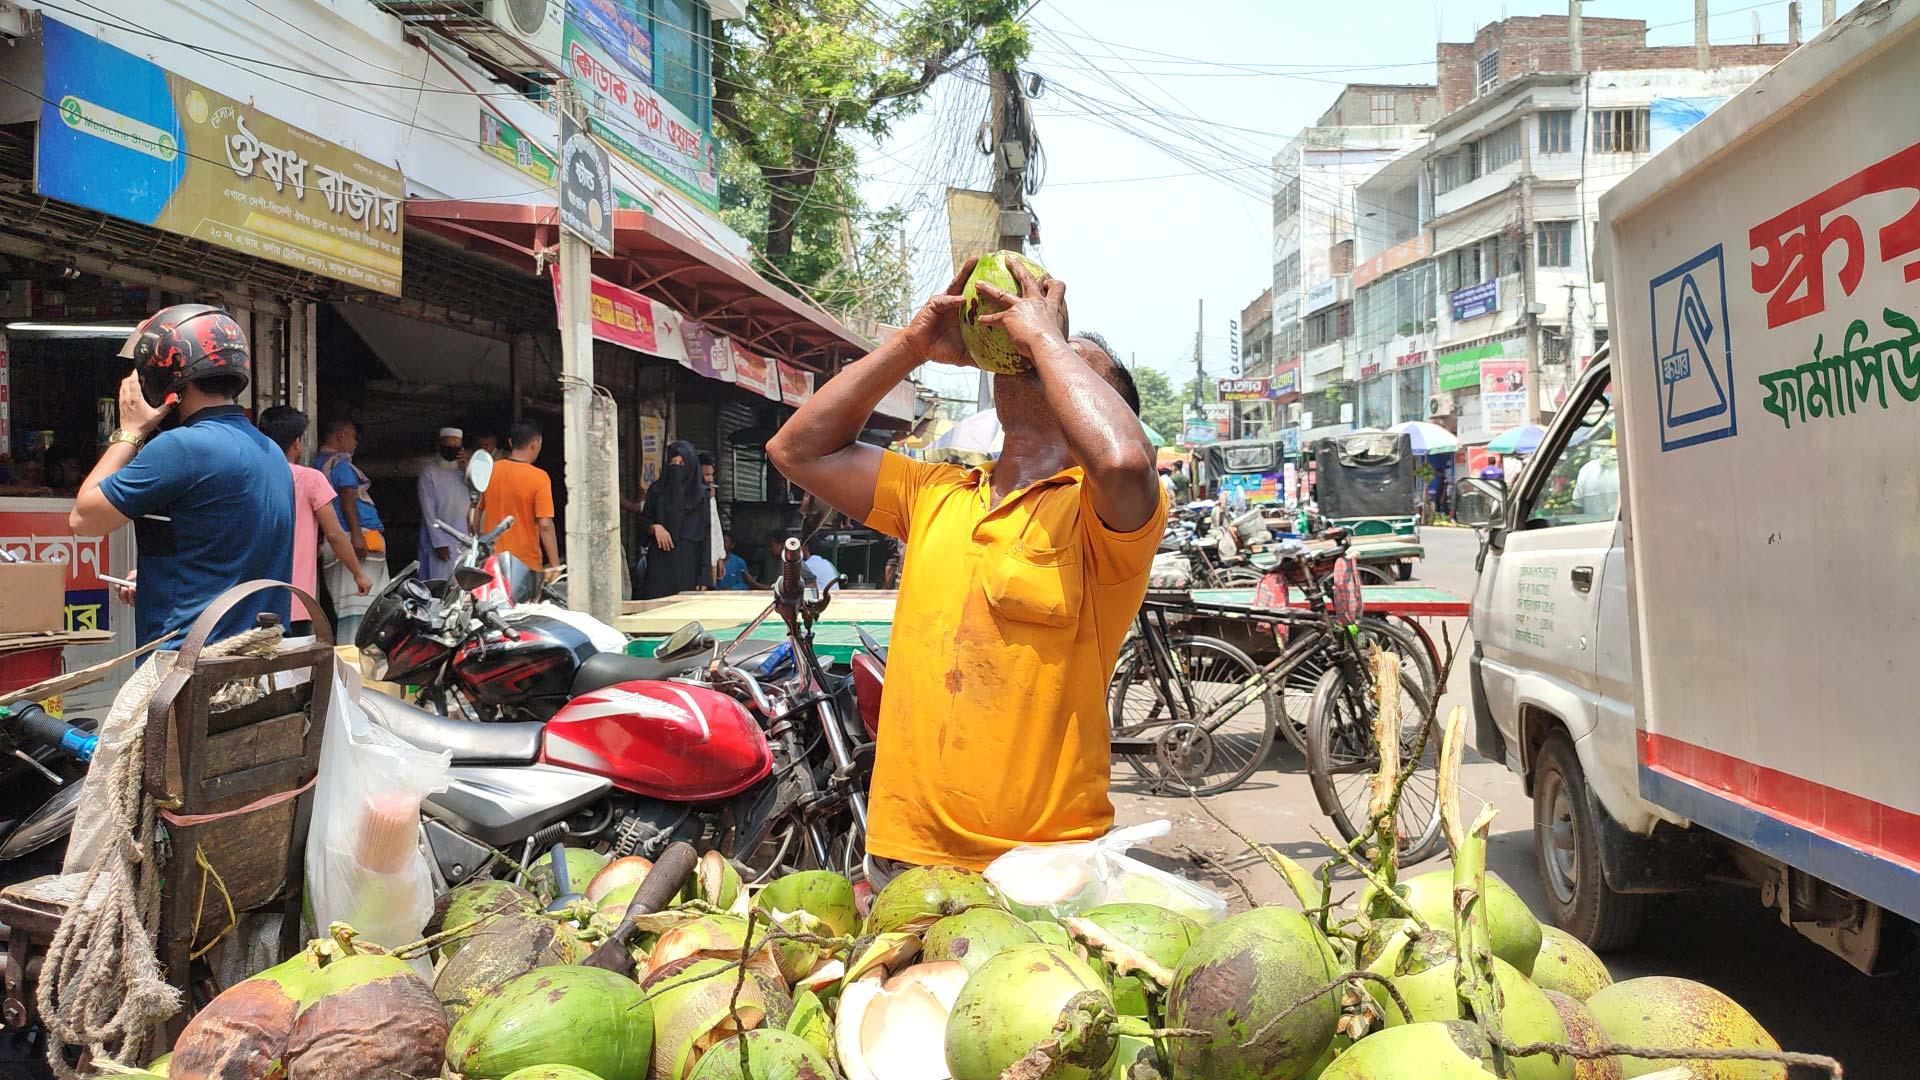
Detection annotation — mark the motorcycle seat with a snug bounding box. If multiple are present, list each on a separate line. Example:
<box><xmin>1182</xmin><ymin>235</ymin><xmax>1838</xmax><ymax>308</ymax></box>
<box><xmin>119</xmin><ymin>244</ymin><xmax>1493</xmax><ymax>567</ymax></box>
<box><xmin>570</xmin><ymin>649</ymin><xmax>705</xmax><ymax>696</ymax></box>
<box><xmin>360</xmin><ymin>691</ymin><xmax>544</xmax><ymax>766</ymax></box>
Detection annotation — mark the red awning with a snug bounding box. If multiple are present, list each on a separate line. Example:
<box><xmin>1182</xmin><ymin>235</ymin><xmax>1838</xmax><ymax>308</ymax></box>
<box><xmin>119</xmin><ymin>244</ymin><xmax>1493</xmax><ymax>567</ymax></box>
<box><xmin>406</xmin><ymin>200</ymin><xmax>870</xmax><ymax>372</ymax></box>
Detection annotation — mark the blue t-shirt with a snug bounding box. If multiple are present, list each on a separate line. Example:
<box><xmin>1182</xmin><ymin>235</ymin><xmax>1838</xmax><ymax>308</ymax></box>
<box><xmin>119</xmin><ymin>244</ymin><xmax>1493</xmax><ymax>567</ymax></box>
<box><xmin>99</xmin><ymin>406</ymin><xmax>294</xmax><ymax>647</ymax></box>
<box><xmin>718</xmin><ymin>553</ymin><xmax>750</xmax><ymax>590</ymax></box>
<box><xmin>318</xmin><ymin>451</ymin><xmax>383</xmax><ymax>534</ymax></box>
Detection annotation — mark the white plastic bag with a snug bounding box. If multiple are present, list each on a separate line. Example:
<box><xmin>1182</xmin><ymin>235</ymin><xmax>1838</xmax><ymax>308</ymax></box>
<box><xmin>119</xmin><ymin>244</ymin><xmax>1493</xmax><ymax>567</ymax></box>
<box><xmin>984</xmin><ymin>821</ymin><xmax>1230</xmax><ymax>924</ymax></box>
<box><xmin>305</xmin><ymin>659</ymin><xmax>449</xmax><ymax>964</ymax></box>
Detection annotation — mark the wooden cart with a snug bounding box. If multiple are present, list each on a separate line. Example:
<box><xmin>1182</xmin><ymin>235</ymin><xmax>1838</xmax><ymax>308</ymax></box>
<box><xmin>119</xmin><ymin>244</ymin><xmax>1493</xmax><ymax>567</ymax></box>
<box><xmin>0</xmin><ymin>581</ymin><xmax>333</xmax><ymax>1053</ymax></box>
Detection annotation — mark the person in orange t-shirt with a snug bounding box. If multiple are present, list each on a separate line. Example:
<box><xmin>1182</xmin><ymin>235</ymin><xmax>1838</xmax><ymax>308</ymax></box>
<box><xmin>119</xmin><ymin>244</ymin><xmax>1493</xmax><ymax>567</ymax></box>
<box><xmin>478</xmin><ymin>419</ymin><xmax>560</xmax><ymax>573</ymax></box>
<box><xmin>768</xmin><ymin>258</ymin><xmax>1164</xmax><ymax>875</ymax></box>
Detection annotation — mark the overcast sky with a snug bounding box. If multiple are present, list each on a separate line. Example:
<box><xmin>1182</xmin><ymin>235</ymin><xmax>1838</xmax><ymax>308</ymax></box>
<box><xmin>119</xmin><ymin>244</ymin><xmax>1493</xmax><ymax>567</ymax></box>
<box><xmin>858</xmin><ymin>0</ymin><xmax>1818</xmax><ymax>403</ymax></box>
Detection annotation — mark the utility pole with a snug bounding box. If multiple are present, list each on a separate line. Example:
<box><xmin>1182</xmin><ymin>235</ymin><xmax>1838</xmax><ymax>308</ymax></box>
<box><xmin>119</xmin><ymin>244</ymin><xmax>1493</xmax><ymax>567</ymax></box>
<box><xmin>1788</xmin><ymin>2</ymin><xmax>1802</xmax><ymax>45</ymax></box>
<box><xmin>1521</xmin><ymin>175</ymin><xmax>1542</xmax><ymax>425</ymax></box>
<box><xmin>1823</xmin><ymin>0</ymin><xmax>1836</xmax><ymax>26</ymax></box>
<box><xmin>981</xmin><ymin>62</ymin><xmax>1033</xmax><ymax>412</ymax></box>
<box><xmin>554</xmin><ymin>84</ymin><xmax>617</xmax><ymax>622</ymax></box>
<box><xmin>1569</xmin><ymin>0</ymin><xmax>1583</xmax><ymax>73</ymax></box>
<box><xmin>1695</xmin><ymin>0</ymin><xmax>1711</xmax><ymax>69</ymax></box>
<box><xmin>1192</xmin><ymin>299</ymin><xmax>1205</xmax><ymax>409</ymax></box>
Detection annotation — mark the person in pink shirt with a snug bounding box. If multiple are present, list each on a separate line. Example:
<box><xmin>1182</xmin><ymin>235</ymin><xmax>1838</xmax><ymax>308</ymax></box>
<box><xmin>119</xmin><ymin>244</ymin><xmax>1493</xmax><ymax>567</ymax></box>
<box><xmin>258</xmin><ymin>406</ymin><xmax>368</xmax><ymax>636</ymax></box>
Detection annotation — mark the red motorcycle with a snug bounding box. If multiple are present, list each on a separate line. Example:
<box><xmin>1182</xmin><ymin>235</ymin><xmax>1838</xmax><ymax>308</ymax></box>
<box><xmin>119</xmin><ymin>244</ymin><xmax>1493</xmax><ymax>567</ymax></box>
<box><xmin>359</xmin><ymin>537</ymin><xmax>874</xmax><ymax>886</ymax></box>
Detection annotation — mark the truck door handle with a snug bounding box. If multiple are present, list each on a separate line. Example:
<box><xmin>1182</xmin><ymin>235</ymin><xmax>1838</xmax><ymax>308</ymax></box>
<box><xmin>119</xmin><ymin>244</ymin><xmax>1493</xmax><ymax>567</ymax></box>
<box><xmin>1571</xmin><ymin>566</ymin><xmax>1594</xmax><ymax>593</ymax></box>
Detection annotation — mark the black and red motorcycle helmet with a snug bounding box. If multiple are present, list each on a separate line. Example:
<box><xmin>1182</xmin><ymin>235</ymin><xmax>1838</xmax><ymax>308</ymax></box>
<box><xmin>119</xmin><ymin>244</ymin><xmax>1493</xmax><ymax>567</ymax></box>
<box><xmin>119</xmin><ymin>303</ymin><xmax>251</xmax><ymax>407</ymax></box>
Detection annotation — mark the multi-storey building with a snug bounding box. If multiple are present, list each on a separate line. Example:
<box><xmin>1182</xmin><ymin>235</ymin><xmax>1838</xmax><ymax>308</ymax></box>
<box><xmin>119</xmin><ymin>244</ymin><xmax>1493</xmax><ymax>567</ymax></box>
<box><xmin>1350</xmin><ymin>15</ymin><xmax>1792</xmax><ymax>440</ymax></box>
<box><xmin>1271</xmin><ymin>84</ymin><xmax>1439</xmax><ymax>444</ymax></box>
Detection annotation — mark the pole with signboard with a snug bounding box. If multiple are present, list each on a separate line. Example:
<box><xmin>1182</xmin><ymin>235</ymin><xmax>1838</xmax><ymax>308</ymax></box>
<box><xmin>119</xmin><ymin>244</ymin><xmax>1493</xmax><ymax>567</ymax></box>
<box><xmin>556</xmin><ymin>88</ymin><xmax>622</xmax><ymax>620</ymax></box>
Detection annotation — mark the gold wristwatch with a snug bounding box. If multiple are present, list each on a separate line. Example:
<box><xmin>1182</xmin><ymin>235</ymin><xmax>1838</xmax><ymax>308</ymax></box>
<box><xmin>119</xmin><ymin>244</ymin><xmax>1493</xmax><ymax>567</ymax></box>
<box><xmin>108</xmin><ymin>429</ymin><xmax>147</xmax><ymax>451</ymax></box>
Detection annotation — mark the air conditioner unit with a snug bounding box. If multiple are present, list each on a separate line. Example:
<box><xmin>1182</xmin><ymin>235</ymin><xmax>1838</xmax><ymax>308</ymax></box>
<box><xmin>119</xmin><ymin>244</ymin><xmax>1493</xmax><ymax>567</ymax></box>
<box><xmin>479</xmin><ymin>0</ymin><xmax>564</xmax><ymax>74</ymax></box>
<box><xmin>1428</xmin><ymin>394</ymin><xmax>1455</xmax><ymax>417</ymax></box>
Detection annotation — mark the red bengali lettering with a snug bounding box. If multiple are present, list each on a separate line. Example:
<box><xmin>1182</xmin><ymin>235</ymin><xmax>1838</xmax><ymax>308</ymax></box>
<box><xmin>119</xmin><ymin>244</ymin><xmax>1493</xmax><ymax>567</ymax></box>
<box><xmin>1749</xmin><ymin>140</ymin><xmax>1920</xmax><ymax>329</ymax></box>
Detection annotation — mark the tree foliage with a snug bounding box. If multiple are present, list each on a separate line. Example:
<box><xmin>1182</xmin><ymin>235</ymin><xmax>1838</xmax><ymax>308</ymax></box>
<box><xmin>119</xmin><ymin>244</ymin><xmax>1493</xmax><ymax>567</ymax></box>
<box><xmin>1132</xmin><ymin>366</ymin><xmax>1183</xmax><ymax>446</ymax></box>
<box><xmin>712</xmin><ymin>0</ymin><xmax>1029</xmax><ymax>293</ymax></box>
<box><xmin>1133</xmin><ymin>366</ymin><xmax>1220</xmax><ymax>445</ymax></box>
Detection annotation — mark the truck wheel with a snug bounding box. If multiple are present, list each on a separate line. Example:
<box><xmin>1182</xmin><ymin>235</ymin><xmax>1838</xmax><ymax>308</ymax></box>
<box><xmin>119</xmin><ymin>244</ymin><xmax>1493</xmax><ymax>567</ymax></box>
<box><xmin>1534</xmin><ymin>733</ymin><xmax>1645</xmax><ymax>951</ymax></box>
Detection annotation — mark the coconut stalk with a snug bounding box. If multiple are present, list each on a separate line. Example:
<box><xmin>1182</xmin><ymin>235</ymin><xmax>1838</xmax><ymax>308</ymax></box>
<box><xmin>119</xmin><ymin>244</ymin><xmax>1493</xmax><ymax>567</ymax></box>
<box><xmin>1437</xmin><ymin>703</ymin><xmax>1508</xmax><ymax>1077</ymax></box>
<box><xmin>1363</xmin><ymin>646</ymin><xmax>1403</xmax><ymax>923</ymax></box>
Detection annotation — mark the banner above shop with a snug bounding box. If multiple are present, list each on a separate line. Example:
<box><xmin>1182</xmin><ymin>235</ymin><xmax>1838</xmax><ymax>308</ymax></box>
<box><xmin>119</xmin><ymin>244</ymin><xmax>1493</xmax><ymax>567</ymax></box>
<box><xmin>1353</xmin><ymin>233</ymin><xmax>1433</xmax><ymax>289</ymax></box>
<box><xmin>730</xmin><ymin>347</ymin><xmax>780</xmax><ymax>400</ymax></box>
<box><xmin>37</xmin><ymin>18</ymin><xmax>404</xmax><ymax>295</ymax></box>
<box><xmin>563</xmin><ymin>0</ymin><xmax>720</xmax><ymax>216</ymax></box>
<box><xmin>1271</xmin><ymin>364</ymin><xmax>1301</xmax><ymax>398</ymax></box>
<box><xmin>550</xmin><ymin>268</ymin><xmax>690</xmax><ymax>363</ymax></box>
<box><xmin>777</xmin><ymin>361</ymin><xmax>815</xmax><ymax>407</ymax></box>
<box><xmin>1450</xmin><ymin>279</ymin><xmax>1501</xmax><ymax>322</ymax></box>
<box><xmin>1437</xmin><ymin>336</ymin><xmax>1525</xmax><ymax>392</ymax></box>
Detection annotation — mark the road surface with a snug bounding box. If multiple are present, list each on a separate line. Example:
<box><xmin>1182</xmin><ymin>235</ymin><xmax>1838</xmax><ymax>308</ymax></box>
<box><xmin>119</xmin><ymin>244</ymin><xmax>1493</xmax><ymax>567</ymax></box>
<box><xmin>1112</xmin><ymin>525</ymin><xmax>1917</xmax><ymax>1079</ymax></box>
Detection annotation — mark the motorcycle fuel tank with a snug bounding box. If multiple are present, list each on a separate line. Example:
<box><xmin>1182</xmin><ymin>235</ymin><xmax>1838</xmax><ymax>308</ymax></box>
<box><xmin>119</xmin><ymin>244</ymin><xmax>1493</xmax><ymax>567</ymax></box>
<box><xmin>455</xmin><ymin>613</ymin><xmax>597</xmax><ymax>718</ymax></box>
<box><xmin>541</xmin><ymin>680</ymin><xmax>773</xmax><ymax>801</ymax></box>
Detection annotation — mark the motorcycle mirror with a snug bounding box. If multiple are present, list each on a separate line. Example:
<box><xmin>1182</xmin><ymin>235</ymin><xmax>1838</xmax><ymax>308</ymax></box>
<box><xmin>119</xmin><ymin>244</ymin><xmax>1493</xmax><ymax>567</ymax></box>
<box><xmin>660</xmin><ymin>621</ymin><xmax>707</xmax><ymax>660</ymax></box>
<box><xmin>466</xmin><ymin>450</ymin><xmax>495</xmax><ymax>495</ymax></box>
<box><xmin>453</xmin><ymin>565</ymin><xmax>493</xmax><ymax>591</ymax></box>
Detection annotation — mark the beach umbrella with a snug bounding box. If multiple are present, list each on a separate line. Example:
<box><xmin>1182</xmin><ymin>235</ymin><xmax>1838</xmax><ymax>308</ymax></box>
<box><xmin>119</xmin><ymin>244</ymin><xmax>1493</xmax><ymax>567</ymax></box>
<box><xmin>1487</xmin><ymin>423</ymin><xmax>1548</xmax><ymax>455</ymax></box>
<box><xmin>1388</xmin><ymin>420</ymin><xmax>1459</xmax><ymax>455</ymax></box>
<box><xmin>1140</xmin><ymin>419</ymin><xmax>1169</xmax><ymax>447</ymax></box>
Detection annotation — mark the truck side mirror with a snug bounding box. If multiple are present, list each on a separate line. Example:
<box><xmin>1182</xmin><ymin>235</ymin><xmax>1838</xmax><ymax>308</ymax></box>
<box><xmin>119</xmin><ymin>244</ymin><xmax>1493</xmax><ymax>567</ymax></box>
<box><xmin>1453</xmin><ymin>477</ymin><xmax>1506</xmax><ymax>529</ymax></box>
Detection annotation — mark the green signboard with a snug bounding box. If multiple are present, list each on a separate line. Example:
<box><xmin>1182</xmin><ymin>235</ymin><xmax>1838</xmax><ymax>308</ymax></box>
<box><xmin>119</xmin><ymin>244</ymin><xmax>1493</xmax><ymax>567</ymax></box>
<box><xmin>1436</xmin><ymin>340</ymin><xmax>1512</xmax><ymax>391</ymax></box>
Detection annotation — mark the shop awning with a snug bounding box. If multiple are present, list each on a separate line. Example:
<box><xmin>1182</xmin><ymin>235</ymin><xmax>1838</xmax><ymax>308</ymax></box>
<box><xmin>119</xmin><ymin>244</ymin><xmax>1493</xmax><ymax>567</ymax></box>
<box><xmin>406</xmin><ymin>200</ymin><xmax>871</xmax><ymax>373</ymax></box>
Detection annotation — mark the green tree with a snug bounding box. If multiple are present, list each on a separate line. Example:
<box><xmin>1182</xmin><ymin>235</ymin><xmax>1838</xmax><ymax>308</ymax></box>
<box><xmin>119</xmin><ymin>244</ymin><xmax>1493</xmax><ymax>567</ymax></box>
<box><xmin>1132</xmin><ymin>365</ymin><xmax>1184</xmax><ymax>447</ymax></box>
<box><xmin>712</xmin><ymin>0</ymin><xmax>1029</xmax><ymax>275</ymax></box>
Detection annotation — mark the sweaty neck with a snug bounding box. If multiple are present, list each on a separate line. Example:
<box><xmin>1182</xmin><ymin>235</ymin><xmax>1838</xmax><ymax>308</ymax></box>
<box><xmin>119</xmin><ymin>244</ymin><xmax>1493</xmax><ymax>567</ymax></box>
<box><xmin>177</xmin><ymin>389</ymin><xmax>235</xmax><ymax>423</ymax></box>
<box><xmin>993</xmin><ymin>422</ymin><xmax>1074</xmax><ymax>504</ymax></box>
<box><xmin>511</xmin><ymin>448</ymin><xmax>537</xmax><ymax>463</ymax></box>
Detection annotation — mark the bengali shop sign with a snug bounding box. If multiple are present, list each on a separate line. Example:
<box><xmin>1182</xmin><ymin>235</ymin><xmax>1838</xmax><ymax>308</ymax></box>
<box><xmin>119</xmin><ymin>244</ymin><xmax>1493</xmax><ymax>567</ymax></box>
<box><xmin>37</xmin><ymin>18</ymin><xmax>403</xmax><ymax>294</ymax></box>
<box><xmin>1481</xmin><ymin>357</ymin><xmax>1528</xmax><ymax>430</ymax></box>
<box><xmin>564</xmin><ymin>1</ymin><xmax>720</xmax><ymax>214</ymax></box>
<box><xmin>1451</xmin><ymin>279</ymin><xmax>1501</xmax><ymax>322</ymax></box>
<box><xmin>551</xmin><ymin>269</ymin><xmax>659</xmax><ymax>354</ymax></box>
<box><xmin>1271</xmin><ymin>364</ymin><xmax>1301</xmax><ymax>397</ymax></box>
<box><xmin>1216</xmin><ymin>378</ymin><xmax>1274</xmax><ymax>401</ymax></box>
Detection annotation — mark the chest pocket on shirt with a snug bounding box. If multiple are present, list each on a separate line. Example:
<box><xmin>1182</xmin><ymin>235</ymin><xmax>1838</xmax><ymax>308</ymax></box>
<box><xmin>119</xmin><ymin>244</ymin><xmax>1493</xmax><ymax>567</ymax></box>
<box><xmin>983</xmin><ymin>539</ymin><xmax>1083</xmax><ymax>627</ymax></box>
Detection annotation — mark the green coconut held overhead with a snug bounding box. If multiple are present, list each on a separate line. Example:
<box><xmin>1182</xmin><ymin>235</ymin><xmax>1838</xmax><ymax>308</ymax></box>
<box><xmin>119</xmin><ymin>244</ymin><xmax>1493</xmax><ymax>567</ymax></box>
<box><xmin>960</xmin><ymin>251</ymin><xmax>1050</xmax><ymax>374</ymax></box>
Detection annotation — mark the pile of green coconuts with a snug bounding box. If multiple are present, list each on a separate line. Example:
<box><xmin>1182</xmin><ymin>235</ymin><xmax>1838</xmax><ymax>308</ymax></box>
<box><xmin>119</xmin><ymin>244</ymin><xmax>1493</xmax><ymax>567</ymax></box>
<box><xmin>103</xmin><ymin>832</ymin><xmax>1805</xmax><ymax>1080</ymax></box>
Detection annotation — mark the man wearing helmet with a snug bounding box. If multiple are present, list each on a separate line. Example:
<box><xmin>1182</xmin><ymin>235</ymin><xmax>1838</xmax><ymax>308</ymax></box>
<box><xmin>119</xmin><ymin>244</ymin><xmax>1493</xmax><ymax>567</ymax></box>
<box><xmin>68</xmin><ymin>304</ymin><xmax>295</xmax><ymax>646</ymax></box>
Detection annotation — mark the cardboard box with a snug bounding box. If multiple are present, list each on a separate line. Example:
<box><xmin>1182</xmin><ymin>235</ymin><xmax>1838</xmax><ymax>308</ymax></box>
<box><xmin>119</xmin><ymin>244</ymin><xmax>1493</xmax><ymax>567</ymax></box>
<box><xmin>0</xmin><ymin>563</ymin><xmax>68</xmax><ymax>635</ymax></box>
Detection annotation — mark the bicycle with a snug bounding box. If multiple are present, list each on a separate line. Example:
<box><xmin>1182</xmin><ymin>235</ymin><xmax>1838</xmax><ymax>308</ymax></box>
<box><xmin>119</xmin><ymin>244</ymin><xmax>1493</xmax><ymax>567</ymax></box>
<box><xmin>1108</xmin><ymin>531</ymin><xmax>1442</xmax><ymax>858</ymax></box>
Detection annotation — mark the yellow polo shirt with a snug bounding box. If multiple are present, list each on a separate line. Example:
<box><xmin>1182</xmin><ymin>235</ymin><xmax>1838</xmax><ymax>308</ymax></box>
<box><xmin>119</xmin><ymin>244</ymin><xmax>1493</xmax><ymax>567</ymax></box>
<box><xmin>863</xmin><ymin>450</ymin><xmax>1167</xmax><ymax>868</ymax></box>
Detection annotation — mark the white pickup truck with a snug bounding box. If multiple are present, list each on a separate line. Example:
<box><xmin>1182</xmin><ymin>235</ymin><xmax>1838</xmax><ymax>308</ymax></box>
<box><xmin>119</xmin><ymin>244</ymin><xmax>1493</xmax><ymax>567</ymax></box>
<box><xmin>1456</xmin><ymin>0</ymin><xmax>1919</xmax><ymax>973</ymax></box>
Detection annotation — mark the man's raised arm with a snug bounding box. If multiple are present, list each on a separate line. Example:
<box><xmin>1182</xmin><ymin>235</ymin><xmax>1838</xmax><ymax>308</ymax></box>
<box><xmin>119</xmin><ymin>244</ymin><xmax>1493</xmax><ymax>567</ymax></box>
<box><xmin>767</xmin><ymin>260</ymin><xmax>975</xmax><ymax>522</ymax></box>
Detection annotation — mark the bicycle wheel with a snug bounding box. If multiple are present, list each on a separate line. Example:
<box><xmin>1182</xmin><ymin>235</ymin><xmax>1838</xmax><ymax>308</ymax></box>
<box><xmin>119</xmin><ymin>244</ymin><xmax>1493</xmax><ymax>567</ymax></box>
<box><xmin>1275</xmin><ymin>618</ymin><xmax>1432</xmax><ymax>756</ymax></box>
<box><xmin>1109</xmin><ymin>634</ymin><xmax>1279</xmax><ymax>795</ymax></box>
<box><xmin>1214</xmin><ymin>566</ymin><xmax>1266</xmax><ymax>589</ymax></box>
<box><xmin>1305</xmin><ymin>662</ymin><xmax>1444</xmax><ymax>863</ymax></box>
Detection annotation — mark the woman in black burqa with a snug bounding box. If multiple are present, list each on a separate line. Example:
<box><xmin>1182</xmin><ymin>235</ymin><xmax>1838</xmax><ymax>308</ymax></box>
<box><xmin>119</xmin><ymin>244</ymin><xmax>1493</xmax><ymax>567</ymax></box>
<box><xmin>637</xmin><ymin>439</ymin><xmax>712</xmax><ymax>598</ymax></box>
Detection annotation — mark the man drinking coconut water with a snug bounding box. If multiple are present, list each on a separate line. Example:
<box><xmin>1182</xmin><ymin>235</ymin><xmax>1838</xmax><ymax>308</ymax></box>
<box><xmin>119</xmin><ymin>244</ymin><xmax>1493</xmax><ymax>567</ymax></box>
<box><xmin>769</xmin><ymin>255</ymin><xmax>1164</xmax><ymax>874</ymax></box>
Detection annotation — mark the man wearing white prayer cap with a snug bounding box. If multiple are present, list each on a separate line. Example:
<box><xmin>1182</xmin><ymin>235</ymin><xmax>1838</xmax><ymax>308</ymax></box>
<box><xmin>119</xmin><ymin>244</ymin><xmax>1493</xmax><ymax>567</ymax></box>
<box><xmin>417</xmin><ymin>426</ymin><xmax>469</xmax><ymax>581</ymax></box>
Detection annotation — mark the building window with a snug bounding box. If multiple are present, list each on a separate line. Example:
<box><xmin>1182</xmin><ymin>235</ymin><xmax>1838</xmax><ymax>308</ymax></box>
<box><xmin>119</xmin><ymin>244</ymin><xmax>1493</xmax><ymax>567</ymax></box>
<box><xmin>650</xmin><ymin>0</ymin><xmax>712</xmax><ymax>127</ymax></box>
<box><xmin>1482</xmin><ymin>122</ymin><xmax>1522</xmax><ymax>173</ymax></box>
<box><xmin>1274</xmin><ymin>176</ymin><xmax>1301</xmax><ymax>220</ymax></box>
<box><xmin>1592</xmin><ymin>327</ymin><xmax>1610</xmax><ymax>352</ymax></box>
<box><xmin>1305</xmin><ymin>302</ymin><xmax>1352</xmax><ymax>350</ymax></box>
<box><xmin>1538</xmin><ymin>110</ymin><xmax>1573</xmax><ymax>154</ymax></box>
<box><xmin>1592</xmin><ymin>108</ymin><xmax>1650</xmax><ymax>154</ymax></box>
<box><xmin>1476</xmin><ymin>50</ymin><xmax>1501</xmax><ymax>96</ymax></box>
<box><xmin>1542</xmin><ymin>327</ymin><xmax>1566</xmax><ymax>365</ymax></box>
<box><xmin>1274</xmin><ymin>252</ymin><xmax>1301</xmax><ymax>294</ymax></box>
<box><xmin>1370</xmin><ymin>94</ymin><xmax>1395</xmax><ymax>124</ymax></box>
<box><xmin>1536</xmin><ymin>221</ymin><xmax>1575</xmax><ymax>268</ymax></box>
